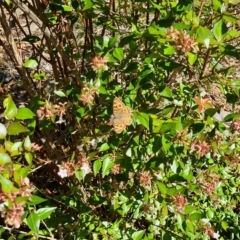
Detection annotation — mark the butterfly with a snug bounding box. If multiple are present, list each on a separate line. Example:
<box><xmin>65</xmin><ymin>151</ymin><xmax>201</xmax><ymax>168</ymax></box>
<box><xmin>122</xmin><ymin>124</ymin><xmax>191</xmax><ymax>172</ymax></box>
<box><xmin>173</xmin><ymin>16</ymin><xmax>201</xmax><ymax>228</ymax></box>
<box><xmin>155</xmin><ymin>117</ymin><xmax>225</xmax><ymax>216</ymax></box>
<box><xmin>111</xmin><ymin>97</ymin><xmax>132</xmax><ymax>134</ymax></box>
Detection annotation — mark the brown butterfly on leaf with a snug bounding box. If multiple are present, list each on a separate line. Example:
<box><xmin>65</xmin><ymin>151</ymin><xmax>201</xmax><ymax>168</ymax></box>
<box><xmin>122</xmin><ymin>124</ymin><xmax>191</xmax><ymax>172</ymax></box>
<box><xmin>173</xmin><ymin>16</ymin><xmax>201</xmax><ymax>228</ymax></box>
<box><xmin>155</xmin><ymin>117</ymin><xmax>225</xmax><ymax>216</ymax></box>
<box><xmin>110</xmin><ymin>97</ymin><xmax>132</xmax><ymax>134</ymax></box>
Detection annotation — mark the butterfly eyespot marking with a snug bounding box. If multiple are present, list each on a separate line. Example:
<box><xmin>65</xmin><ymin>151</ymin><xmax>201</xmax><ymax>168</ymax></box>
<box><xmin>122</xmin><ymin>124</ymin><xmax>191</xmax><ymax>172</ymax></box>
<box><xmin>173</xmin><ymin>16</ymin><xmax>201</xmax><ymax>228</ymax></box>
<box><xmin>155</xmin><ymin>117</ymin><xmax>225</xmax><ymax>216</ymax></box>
<box><xmin>114</xmin><ymin>102</ymin><xmax>122</xmax><ymax>109</ymax></box>
<box><xmin>124</xmin><ymin>119</ymin><xmax>131</xmax><ymax>125</ymax></box>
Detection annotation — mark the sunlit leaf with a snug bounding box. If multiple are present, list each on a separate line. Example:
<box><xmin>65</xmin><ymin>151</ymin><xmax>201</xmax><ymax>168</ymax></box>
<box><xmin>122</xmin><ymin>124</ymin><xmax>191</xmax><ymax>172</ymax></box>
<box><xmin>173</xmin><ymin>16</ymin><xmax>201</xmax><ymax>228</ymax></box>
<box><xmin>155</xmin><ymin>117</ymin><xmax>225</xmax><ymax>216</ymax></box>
<box><xmin>36</xmin><ymin>207</ymin><xmax>56</xmax><ymax>220</ymax></box>
<box><xmin>0</xmin><ymin>153</ymin><xmax>11</xmax><ymax>165</ymax></box>
<box><xmin>7</xmin><ymin>122</ymin><xmax>30</xmax><ymax>135</ymax></box>
<box><xmin>3</xmin><ymin>95</ymin><xmax>18</xmax><ymax>120</ymax></box>
<box><xmin>62</xmin><ymin>5</ymin><xmax>73</xmax><ymax>12</ymax></box>
<box><xmin>27</xmin><ymin>212</ymin><xmax>40</xmax><ymax>234</ymax></box>
<box><xmin>132</xmin><ymin>230</ymin><xmax>146</xmax><ymax>240</ymax></box>
<box><xmin>0</xmin><ymin>123</ymin><xmax>7</xmax><ymax>139</ymax></box>
<box><xmin>24</xmin><ymin>58</ymin><xmax>39</xmax><ymax>68</ymax></box>
<box><xmin>102</xmin><ymin>157</ymin><xmax>113</xmax><ymax>177</ymax></box>
<box><xmin>16</xmin><ymin>107</ymin><xmax>36</xmax><ymax>120</ymax></box>
<box><xmin>113</xmin><ymin>48</ymin><xmax>124</xmax><ymax>61</ymax></box>
<box><xmin>93</xmin><ymin>159</ymin><xmax>102</xmax><ymax>176</ymax></box>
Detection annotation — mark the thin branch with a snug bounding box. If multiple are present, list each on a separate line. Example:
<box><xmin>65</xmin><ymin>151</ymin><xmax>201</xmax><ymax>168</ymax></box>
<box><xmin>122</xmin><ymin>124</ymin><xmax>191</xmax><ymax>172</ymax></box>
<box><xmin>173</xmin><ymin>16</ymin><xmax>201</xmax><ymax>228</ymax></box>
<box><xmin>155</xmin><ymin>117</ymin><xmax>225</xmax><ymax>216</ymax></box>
<box><xmin>0</xmin><ymin>2</ymin><xmax>35</xmax><ymax>97</ymax></box>
<box><xmin>11</xmin><ymin>0</ymin><xmax>83</xmax><ymax>88</ymax></box>
<box><xmin>0</xmin><ymin>225</ymin><xmax>57</xmax><ymax>240</ymax></box>
<box><xmin>199</xmin><ymin>49</ymin><xmax>211</xmax><ymax>79</ymax></box>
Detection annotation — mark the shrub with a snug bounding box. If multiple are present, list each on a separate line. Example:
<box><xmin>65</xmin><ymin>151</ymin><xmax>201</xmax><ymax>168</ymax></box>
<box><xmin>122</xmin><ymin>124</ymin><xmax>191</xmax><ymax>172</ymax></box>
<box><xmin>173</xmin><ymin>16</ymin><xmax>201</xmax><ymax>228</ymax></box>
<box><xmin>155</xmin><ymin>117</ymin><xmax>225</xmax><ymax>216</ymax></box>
<box><xmin>0</xmin><ymin>0</ymin><xmax>239</xmax><ymax>239</ymax></box>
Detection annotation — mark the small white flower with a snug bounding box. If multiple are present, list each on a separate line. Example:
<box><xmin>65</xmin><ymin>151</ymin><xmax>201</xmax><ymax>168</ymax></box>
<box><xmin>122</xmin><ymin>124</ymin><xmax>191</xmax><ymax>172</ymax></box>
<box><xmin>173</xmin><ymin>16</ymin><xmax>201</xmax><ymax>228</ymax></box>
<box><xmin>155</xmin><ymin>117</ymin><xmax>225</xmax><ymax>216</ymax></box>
<box><xmin>77</xmin><ymin>145</ymin><xmax>84</xmax><ymax>151</ymax></box>
<box><xmin>56</xmin><ymin>116</ymin><xmax>66</xmax><ymax>124</ymax></box>
<box><xmin>213</xmin><ymin>231</ymin><xmax>220</xmax><ymax>239</ymax></box>
<box><xmin>90</xmin><ymin>139</ymin><xmax>97</xmax><ymax>149</ymax></box>
<box><xmin>154</xmin><ymin>172</ymin><xmax>163</xmax><ymax>180</ymax></box>
<box><xmin>0</xmin><ymin>202</ymin><xmax>7</xmax><ymax>212</ymax></box>
<box><xmin>81</xmin><ymin>163</ymin><xmax>91</xmax><ymax>174</ymax></box>
<box><xmin>201</xmin><ymin>218</ymin><xmax>210</xmax><ymax>224</ymax></box>
<box><xmin>58</xmin><ymin>168</ymin><xmax>68</xmax><ymax>178</ymax></box>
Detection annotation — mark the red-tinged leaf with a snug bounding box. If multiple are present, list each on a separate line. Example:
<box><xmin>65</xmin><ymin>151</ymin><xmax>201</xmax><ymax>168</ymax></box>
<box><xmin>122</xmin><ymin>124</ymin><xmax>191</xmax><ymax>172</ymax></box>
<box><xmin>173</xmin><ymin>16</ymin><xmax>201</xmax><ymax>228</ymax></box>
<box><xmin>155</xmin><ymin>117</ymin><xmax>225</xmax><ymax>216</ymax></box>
<box><xmin>193</xmin><ymin>97</ymin><xmax>213</xmax><ymax>112</ymax></box>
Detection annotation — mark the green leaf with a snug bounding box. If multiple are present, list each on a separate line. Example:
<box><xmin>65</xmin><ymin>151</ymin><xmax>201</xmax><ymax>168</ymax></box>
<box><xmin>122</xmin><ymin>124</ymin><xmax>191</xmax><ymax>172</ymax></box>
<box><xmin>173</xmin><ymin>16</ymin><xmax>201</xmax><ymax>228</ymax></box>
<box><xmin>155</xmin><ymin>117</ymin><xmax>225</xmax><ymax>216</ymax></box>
<box><xmin>0</xmin><ymin>175</ymin><xmax>15</xmax><ymax>193</ymax></box>
<box><xmin>62</xmin><ymin>5</ymin><xmax>73</xmax><ymax>11</ymax></box>
<box><xmin>184</xmin><ymin>205</ymin><xmax>197</xmax><ymax>215</ymax></box>
<box><xmin>153</xmin><ymin>135</ymin><xmax>161</xmax><ymax>153</ymax></box>
<box><xmin>139</xmin><ymin>69</ymin><xmax>153</xmax><ymax>82</ymax></box>
<box><xmin>3</xmin><ymin>95</ymin><xmax>18</xmax><ymax>120</ymax></box>
<box><xmin>137</xmin><ymin>112</ymin><xmax>149</xmax><ymax>130</ymax></box>
<box><xmin>113</xmin><ymin>48</ymin><xmax>124</xmax><ymax>61</ymax></box>
<box><xmin>22</xmin><ymin>35</ymin><xmax>40</xmax><ymax>43</ymax></box>
<box><xmin>125</xmin><ymin>148</ymin><xmax>132</xmax><ymax>157</ymax></box>
<box><xmin>212</xmin><ymin>0</ymin><xmax>221</xmax><ymax>11</ymax></box>
<box><xmin>95</xmin><ymin>36</ymin><xmax>109</xmax><ymax>47</ymax></box>
<box><xmin>187</xmin><ymin>52</ymin><xmax>197</xmax><ymax>65</ymax></box>
<box><xmin>109</xmin><ymin>36</ymin><xmax>119</xmax><ymax>48</ymax></box>
<box><xmin>160</xmin><ymin>121</ymin><xmax>176</xmax><ymax>134</ymax></box>
<box><xmin>24</xmin><ymin>58</ymin><xmax>38</xmax><ymax>68</ymax></box>
<box><xmin>161</xmin><ymin>134</ymin><xmax>171</xmax><ymax>151</ymax></box>
<box><xmin>228</xmin><ymin>0</ymin><xmax>240</xmax><ymax>4</ymax></box>
<box><xmin>180</xmin><ymin>164</ymin><xmax>193</xmax><ymax>181</ymax></box>
<box><xmin>163</xmin><ymin>44</ymin><xmax>175</xmax><ymax>55</ymax></box>
<box><xmin>36</xmin><ymin>207</ymin><xmax>56</xmax><ymax>220</ymax></box>
<box><xmin>206</xmin><ymin>209</ymin><xmax>214</xmax><ymax>219</ymax></box>
<box><xmin>0</xmin><ymin>153</ymin><xmax>11</xmax><ymax>165</ymax></box>
<box><xmin>132</xmin><ymin>229</ymin><xmax>146</xmax><ymax>240</ymax></box>
<box><xmin>32</xmin><ymin>71</ymin><xmax>46</xmax><ymax>81</ymax></box>
<box><xmin>102</xmin><ymin>157</ymin><xmax>113</xmax><ymax>177</ymax></box>
<box><xmin>197</xmin><ymin>26</ymin><xmax>211</xmax><ymax>48</ymax></box>
<box><xmin>223</xmin><ymin>12</ymin><xmax>238</xmax><ymax>22</ymax></box>
<box><xmin>16</xmin><ymin>107</ymin><xmax>35</xmax><ymax>120</ymax></box>
<box><xmin>157</xmin><ymin>182</ymin><xmax>167</xmax><ymax>195</ymax></box>
<box><xmin>54</xmin><ymin>90</ymin><xmax>66</xmax><ymax>97</ymax></box>
<box><xmin>176</xmin><ymin>213</ymin><xmax>184</xmax><ymax>230</ymax></box>
<box><xmin>213</xmin><ymin>20</ymin><xmax>223</xmax><ymax>42</ymax></box>
<box><xmin>24</xmin><ymin>136</ymin><xmax>32</xmax><ymax>151</ymax></box>
<box><xmin>7</xmin><ymin>122</ymin><xmax>30</xmax><ymax>135</ymax></box>
<box><xmin>162</xmin><ymin>205</ymin><xmax>168</xmax><ymax>218</ymax></box>
<box><xmin>186</xmin><ymin>219</ymin><xmax>195</xmax><ymax>233</ymax></box>
<box><xmin>18</xmin><ymin>166</ymin><xmax>31</xmax><ymax>179</ymax></box>
<box><xmin>11</xmin><ymin>141</ymin><xmax>22</xmax><ymax>153</ymax></box>
<box><xmin>171</xmin><ymin>159</ymin><xmax>178</xmax><ymax>173</ymax></box>
<box><xmin>93</xmin><ymin>159</ymin><xmax>102</xmax><ymax>176</ymax></box>
<box><xmin>99</xmin><ymin>143</ymin><xmax>110</xmax><ymax>152</ymax></box>
<box><xmin>83</xmin><ymin>0</ymin><xmax>93</xmax><ymax>10</ymax></box>
<box><xmin>27</xmin><ymin>212</ymin><xmax>40</xmax><ymax>234</ymax></box>
<box><xmin>124</xmin><ymin>62</ymin><xmax>139</xmax><ymax>73</ymax></box>
<box><xmin>221</xmin><ymin>221</ymin><xmax>229</xmax><ymax>230</ymax></box>
<box><xmin>29</xmin><ymin>195</ymin><xmax>47</xmax><ymax>205</ymax></box>
<box><xmin>160</xmin><ymin>86</ymin><xmax>173</xmax><ymax>98</ymax></box>
<box><xmin>25</xmin><ymin>152</ymin><xmax>33</xmax><ymax>165</ymax></box>
<box><xmin>75</xmin><ymin>169</ymin><xmax>85</xmax><ymax>181</ymax></box>
<box><xmin>119</xmin><ymin>35</ymin><xmax>135</xmax><ymax>46</ymax></box>
<box><xmin>220</xmin><ymin>44</ymin><xmax>239</xmax><ymax>58</ymax></box>
<box><xmin>189</xmin><ymin>211</ymin><xmax>202</xmax><ymax>220</ymax></box>
<box><xmin>0</xmin><ymin>123</ymin><xmax>7</xmax><ymax>139</ymax></box>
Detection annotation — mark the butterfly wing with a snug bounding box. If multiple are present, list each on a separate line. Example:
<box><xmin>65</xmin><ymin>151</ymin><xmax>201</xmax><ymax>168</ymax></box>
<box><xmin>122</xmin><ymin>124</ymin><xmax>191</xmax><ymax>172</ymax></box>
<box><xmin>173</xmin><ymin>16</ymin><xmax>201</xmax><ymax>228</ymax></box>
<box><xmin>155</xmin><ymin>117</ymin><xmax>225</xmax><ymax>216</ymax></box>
<box><xmin>113</xmin><ymin>118</ymin><xmax>126</xmax><ymax>134</ymax></box>
<box><xmin>113</xmin><ymin>97</ymin><xmax>125</xmax><ymax>116</ymax></box>
<box><xmin>121</xmin><ymin>106</ymin><xmax>132</xmax><ymax>125</ymax></box>
<box><xmin>112</xmin><ymin>97</ymin><xmax>132</xmax><ymax>133</ymax></box>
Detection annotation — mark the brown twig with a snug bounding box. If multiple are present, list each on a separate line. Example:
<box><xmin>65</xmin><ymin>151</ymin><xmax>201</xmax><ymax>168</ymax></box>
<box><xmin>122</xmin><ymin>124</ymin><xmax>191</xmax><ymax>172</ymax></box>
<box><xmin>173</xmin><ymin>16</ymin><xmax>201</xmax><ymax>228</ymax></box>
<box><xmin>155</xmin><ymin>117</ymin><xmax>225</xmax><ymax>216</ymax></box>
<box><xmin>0</xmin><ymin>2</ymin><xmax>35</xmax><ymax>97</ymax></box>
<box><xmin>200</xmin><ymin>48</ymin><xmax>211</xmax><ymax>79</ymax></box>
<box><xmin>0</xmin><ymin>225</ymin><xmax>57</xmax><ymax>240</ymax></box>
<box><xmin>11</xmin><ymin>0</ymin><xmax>83</xmax><ymax>88</ymax></box>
